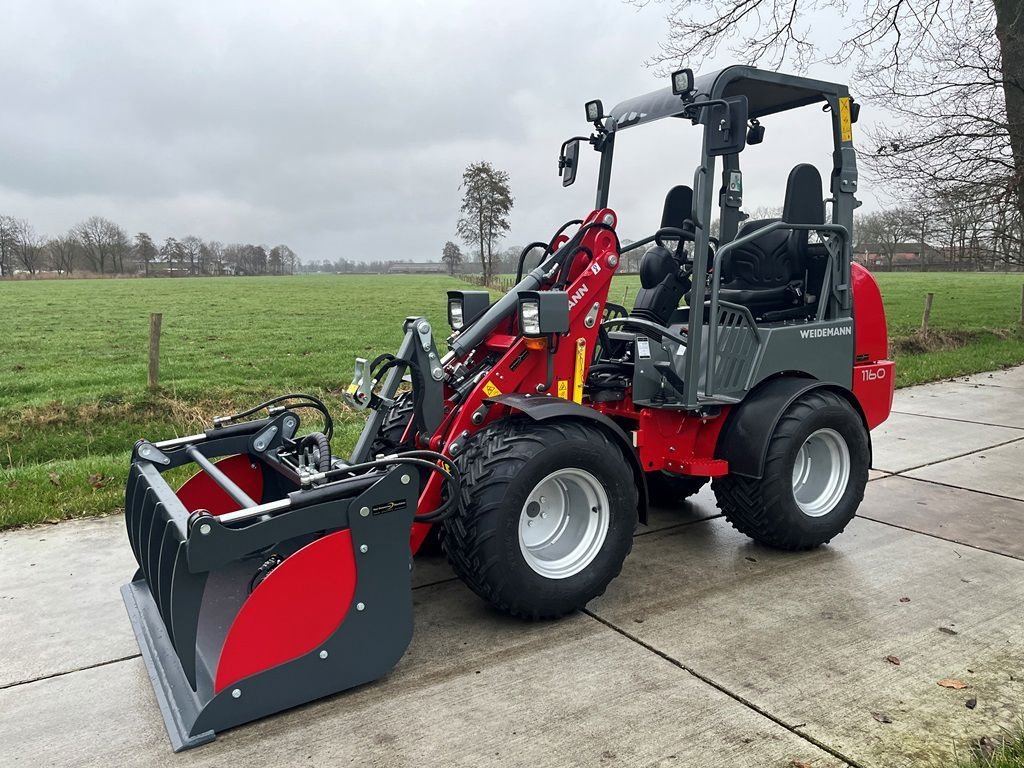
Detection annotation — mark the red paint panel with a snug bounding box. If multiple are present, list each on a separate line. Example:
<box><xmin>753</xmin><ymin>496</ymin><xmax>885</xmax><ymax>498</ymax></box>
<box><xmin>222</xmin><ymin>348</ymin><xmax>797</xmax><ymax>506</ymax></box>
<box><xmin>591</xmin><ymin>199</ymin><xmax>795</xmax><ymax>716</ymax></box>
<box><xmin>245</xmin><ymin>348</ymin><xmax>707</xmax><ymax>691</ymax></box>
<box><xmin>851</xmin><ymin>263</ymin><xmax>888</xmax><ymax>363</ymax></box>
<box><xmin>214</xmin><ymin>530</ymin><xmax>357</xmax><ymax>693</ymax></box>
<box><xmin>175</xmin><ymin>454</ymin><xmax>263</xmax><ymax>515</ymax></box>
<box><xmin>635</xmin><ymin>406</ymin><xmax>731</xmax><ymax>476</ymax></box>
<box><xmin>853</xmin><ymin>361</ymin><xmax>895</xmax><ymax>429</ymax></box>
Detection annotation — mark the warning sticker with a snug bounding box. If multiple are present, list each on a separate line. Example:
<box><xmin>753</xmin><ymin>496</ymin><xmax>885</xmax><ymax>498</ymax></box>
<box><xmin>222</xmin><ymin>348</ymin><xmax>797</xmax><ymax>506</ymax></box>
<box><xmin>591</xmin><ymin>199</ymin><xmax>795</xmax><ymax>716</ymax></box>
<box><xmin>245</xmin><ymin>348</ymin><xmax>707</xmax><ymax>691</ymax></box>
<box><xmin>557</xmin><ymin>380</ymin><xmax>569</xmax><ymax>399</ymax></box>
<box><xmin>482</xmin><ymin>380</ymin><xmax>502</xmax><ymax>398</ymax></box>
<box><xmin>839</xmin><ymin>97</ymin><xmax>853</xmax><ymax>143</ymax></box>
<box><xmin>636</xmin><ymin>337</ymin><xmax>651</xmax><ymax>359</ymax></box>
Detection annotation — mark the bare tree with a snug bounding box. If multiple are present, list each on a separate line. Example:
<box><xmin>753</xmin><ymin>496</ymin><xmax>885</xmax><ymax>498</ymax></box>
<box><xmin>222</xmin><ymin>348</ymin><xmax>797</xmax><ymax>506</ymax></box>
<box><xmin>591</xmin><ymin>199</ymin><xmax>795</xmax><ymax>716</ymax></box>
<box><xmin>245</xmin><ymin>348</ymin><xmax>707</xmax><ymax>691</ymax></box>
<box><xmin>179</xmin><ymin>236</ymin><xmax>204</xmax><ymax>276</ymax></box>
<box><xmin>856</xmin><ymin>209</ymin><xmax>916</xmax><ymax>270</ymax></box>
<box><xmin>441</xmin><ymin>240</ymin><xmax>463</xmax><ymax>275</ymax></box>
<box><xmin>12</xmin><ymin>219</ymin><xmax>45</xmax><ymax>274</ymax></box>
<box><xmin>47</xmin><ymin>233</ymin><xmax>80</xmax><ymax>275</ymax></box>
<box><xmin>74</xmin><ymin>216</ymin><xmax>128</xmax><ymax>274</ymax></box>
<box><xmin>205</xmin><ymin>240</ymin><xmax>225</xmax><ymax>275</ymax></box>
<box><xmin>639</xmin><ymin>0</ymin><xmax>1024</xmax><ymax>228</ymax></box>
<box><xmin>457</xmin><ymin>161</ymin><xmax>514</xmax><ymax>282</ymax></box>
<box><xmin>269</xmin><ymin>245</ymin><xmax>297</xmax><ymax>275</ymax></box>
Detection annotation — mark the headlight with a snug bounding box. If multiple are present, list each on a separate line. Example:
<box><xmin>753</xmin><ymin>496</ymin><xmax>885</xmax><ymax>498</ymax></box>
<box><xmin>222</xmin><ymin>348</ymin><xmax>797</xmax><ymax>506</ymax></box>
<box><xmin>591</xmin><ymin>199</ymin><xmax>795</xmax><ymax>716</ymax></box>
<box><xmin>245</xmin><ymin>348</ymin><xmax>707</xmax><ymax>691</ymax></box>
<box><xmin>520</xmin><ymin>300</ymin><xmax>541</xmax><ymax>336</ymax></box>
<box><xmin>448</xmin><ymin>299</ymin><xmax>464</xmax><ymax>330</ymax></box>
<box><xmin>671</xmin><ymin>68</ymin><xmax>694</xmax><ymax>97</ymax></box>
<box><xmin>447</xmin><ymin>290</ymin><xmax>490</xmax><ymax>333</ymax></box>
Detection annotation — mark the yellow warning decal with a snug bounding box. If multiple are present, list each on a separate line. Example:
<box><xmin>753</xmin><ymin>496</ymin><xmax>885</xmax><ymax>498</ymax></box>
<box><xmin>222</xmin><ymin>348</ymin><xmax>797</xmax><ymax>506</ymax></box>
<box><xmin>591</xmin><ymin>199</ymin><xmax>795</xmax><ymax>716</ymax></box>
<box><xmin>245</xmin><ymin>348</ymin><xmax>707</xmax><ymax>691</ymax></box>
<box><xmin>482</xmin><ymin>380</ymin><xmax>502</xmax><ymax>398</ymax></box>
<box><xmin>557</xmin><ymin>380</ymin><xmax>569</xmax><ymax>399</ymax></box>
<box><xmin>839</xmin><ymin>97</ymin><xmax>853</xmax><ymax>143</ymax></box>
<box><xmin>573</xmin><ymin>338</ymin><xmax>586</xmax><ymax>404</ymax></box>
<box><xmin>346</xmin><ymin>383</ymin><xmax>358</xmax><ymax>395</ymax></box>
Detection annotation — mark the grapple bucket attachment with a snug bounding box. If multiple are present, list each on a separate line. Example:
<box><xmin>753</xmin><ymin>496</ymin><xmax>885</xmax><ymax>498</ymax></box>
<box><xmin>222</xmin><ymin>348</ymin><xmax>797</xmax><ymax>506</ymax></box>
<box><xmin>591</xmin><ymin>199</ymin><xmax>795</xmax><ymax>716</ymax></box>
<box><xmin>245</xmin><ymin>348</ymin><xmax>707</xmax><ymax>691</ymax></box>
<box><xmin>121</xmin><ymin>414</ymin><xmax>421</xmax><ymax>751</ymax></box>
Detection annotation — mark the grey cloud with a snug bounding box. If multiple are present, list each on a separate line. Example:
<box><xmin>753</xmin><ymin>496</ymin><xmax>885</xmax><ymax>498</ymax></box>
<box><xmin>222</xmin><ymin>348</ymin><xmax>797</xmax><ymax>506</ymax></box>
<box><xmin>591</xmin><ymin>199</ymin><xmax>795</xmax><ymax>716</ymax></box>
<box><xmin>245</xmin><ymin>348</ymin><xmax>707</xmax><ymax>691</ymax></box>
<box><xmin>0</xmin><ymin>0</ymin><xmax>872</xmax><ymax>261</ymax></box>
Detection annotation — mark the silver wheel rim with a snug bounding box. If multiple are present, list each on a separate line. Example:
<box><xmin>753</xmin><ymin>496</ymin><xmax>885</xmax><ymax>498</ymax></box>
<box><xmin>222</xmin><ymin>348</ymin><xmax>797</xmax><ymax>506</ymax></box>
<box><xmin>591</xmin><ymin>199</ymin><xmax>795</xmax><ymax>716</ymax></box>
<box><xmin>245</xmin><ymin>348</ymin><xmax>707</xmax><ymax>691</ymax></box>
<box><xmin>518</xmin><ymin>468</ymin><xmax>610</xmax><ymax>579</ymax></box>
<box><xmin>791</xmin><ymin>428</ymin><xmax>851</xmax><ymax>517</ymax></box>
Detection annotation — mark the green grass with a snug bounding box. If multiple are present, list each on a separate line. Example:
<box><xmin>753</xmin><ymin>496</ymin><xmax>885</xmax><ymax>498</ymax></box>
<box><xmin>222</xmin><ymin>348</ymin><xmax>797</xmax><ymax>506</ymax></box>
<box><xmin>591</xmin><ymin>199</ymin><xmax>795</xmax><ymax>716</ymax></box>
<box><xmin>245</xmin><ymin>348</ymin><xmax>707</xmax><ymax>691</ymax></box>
<box><xmin>942</xmin><ymin>723</ymin><xmax>1024</xmax><ymax>767</ymax></box>
<box><xmin>0</xmin><ymin>274</ymin><xmax>464</xmax><ymax>527</ymax></box>
<box><xmin>1</xmin><ymin>271</ymin><xmax>1023</xmax><ymax>528</ymax></box>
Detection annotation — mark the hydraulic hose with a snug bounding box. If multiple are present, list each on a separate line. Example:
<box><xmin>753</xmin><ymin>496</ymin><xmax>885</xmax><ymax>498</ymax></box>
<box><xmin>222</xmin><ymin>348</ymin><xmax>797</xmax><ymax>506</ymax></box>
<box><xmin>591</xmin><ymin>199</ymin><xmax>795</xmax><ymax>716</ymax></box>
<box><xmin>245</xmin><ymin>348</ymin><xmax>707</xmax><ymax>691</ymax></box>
<box><xmin>299</xmin><ymin>432</ymin><xmax>332</xmax><ymax>472</ymax></box>
<box><xmin>515</xmin><ymin>242</ymin><xmax>551</xmax><ymax>284</ymax></box>
<box><xmin>312</xmin><ymin>449</ymin><xmax>461</xmax><ymax>523</ymax></box>
<box><xmin>218</xmin><ymin>393</ymin><xmax>335</xmax><ymax>440</ymax></box>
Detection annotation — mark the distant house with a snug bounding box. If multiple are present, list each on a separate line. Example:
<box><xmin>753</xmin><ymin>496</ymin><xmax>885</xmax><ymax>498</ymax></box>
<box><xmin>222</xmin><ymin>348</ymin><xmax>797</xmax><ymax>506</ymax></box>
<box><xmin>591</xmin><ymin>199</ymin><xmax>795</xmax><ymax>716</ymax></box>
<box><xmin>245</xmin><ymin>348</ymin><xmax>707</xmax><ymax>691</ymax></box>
<box><xmin>386</xmin><ymin>261</ymin><xmax>448</xmax><ymax>274</ymax></box>
<box><xmin>854</xmin><ymin>242</ymin><xmax>947</xmax><ymax>271</ymax></box>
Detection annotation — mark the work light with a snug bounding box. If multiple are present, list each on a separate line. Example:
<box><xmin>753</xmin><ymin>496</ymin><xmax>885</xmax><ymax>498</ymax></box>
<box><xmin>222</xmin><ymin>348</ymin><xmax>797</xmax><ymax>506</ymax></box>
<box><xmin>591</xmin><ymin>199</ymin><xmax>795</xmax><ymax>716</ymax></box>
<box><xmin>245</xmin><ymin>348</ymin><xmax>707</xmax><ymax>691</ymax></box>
<box><xmin>671</xmin><ymin>68</ymin><xmax>694</xmax><ymax>97</ymax></box>
<box><xmin>448</xmin><ymin>299</ymin><xmax>464</xmax><ymax>330</ymax></box>
<box><xmin>447</xmin><ymin>290</ymin><xmax>490</xmax><ymax>332</ymax></box>
<box><xmin>517</xmin><ymin>291</ymin><xmax>570</xmax><ymax>338</ymax></box>
<box><xmin>585</xmin><ymin>99</ymin><xmax>604</xmax><ymax>123</ymax></box>
<box><xmin>520</xmin><ymin>299</ymin><xmax>541</xmax><ymax>336</ymax></box>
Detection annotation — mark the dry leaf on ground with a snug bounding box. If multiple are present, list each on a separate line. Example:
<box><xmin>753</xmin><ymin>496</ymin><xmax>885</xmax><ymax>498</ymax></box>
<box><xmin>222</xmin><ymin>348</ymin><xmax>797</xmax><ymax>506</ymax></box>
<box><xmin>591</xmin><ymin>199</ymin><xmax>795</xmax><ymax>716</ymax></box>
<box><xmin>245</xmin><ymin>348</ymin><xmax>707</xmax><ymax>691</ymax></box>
<box><xmin>872</xmin><ymin>711</ymin><xmax>894</xmax><ymax>723</ymax></box>
<box><xmin>885</xmin><ymin>655</ymin><xmax>901</xmax><ymax>666</ymax></box>
<box><xmin>938</xmin><ymin>679</ymin><xmax>969</xmax><ymax>689</ymax></box>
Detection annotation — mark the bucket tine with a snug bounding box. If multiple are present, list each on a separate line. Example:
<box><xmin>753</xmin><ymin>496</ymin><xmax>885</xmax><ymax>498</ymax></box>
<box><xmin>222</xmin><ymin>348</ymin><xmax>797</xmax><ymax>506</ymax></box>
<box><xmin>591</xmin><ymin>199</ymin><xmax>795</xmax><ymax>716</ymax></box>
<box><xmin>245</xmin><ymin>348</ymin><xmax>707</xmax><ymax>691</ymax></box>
<box><xmin>155</xmin><ymin>519</ymin><xmax>182</xmax><ymax>645</ymax></box>
<box><xmin>168</xmin><ymin>548</ymin><xmax>208</xmax><ymax>691</ymax></box>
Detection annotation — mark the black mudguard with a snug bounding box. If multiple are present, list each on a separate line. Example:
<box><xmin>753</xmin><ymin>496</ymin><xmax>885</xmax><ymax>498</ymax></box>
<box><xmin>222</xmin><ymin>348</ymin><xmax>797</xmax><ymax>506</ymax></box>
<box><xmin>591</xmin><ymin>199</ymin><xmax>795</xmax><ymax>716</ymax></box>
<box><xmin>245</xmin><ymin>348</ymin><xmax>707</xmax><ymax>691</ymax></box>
<box><xmin>715</xmin><ymin>376</ymin><xmax>871</xmax><ymax>479</ymax></box>
<box><xmin>487</xmin><ymin>393</ymin><xmax>649</xmax><ymax>524</ymax></box>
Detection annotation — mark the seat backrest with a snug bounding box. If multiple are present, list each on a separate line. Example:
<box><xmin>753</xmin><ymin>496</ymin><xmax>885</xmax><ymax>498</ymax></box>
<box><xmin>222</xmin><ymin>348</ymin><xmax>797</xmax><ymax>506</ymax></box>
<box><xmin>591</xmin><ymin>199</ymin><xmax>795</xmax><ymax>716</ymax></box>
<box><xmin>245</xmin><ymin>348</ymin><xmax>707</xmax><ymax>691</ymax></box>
<box><xmin>631</xmin><ymin>186</ymin><xmax>695</xmax><ymax>325</ymax></box>
<box><xmin>722</xmin><ymin>164</ymin><xmax>825</xmax><ymax>290</ymax></box>
<box><xmin>661</xmin><ymin>185</ymin><xmax>693</xmax><ymax>230</ymax></box>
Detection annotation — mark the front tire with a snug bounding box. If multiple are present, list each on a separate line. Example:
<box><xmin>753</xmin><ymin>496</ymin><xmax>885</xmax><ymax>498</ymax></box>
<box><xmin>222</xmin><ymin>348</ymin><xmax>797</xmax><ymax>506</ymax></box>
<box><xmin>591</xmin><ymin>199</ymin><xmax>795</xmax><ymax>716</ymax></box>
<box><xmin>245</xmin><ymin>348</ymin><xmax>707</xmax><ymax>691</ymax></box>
<box><xmin>712</xmin><ymin>389</ymin><xmax>869</xmax><ymax>550</ymax></box>
<box><xmin>441</xmin><ymin>418</ymin><xmax>638</xmax><ymax>619</ymax></box>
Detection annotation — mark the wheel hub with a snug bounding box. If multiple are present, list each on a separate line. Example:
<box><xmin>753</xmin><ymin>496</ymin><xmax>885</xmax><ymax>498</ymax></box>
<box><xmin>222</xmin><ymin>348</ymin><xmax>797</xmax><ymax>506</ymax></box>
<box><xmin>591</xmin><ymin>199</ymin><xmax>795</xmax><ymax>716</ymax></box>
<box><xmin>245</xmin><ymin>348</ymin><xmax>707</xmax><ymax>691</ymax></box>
<box><xmin>518</xmin><ymin>468</ymin><xmax>610</xmax><ymax>579</ymax></box>
<box><xmin>791</xmin><ymin>427</ymin><xmax>851</xmax><ymax>517</ymax></box>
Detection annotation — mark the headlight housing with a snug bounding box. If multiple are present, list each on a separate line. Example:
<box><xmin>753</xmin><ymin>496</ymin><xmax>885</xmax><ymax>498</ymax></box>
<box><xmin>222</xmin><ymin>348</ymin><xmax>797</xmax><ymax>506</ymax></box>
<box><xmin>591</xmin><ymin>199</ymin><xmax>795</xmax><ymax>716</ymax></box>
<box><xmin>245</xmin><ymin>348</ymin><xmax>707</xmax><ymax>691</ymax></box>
<box><xmin>517</xmin><ymin>291</ymin><xmax>570</xmax><ymax>338</ymax></box>
<box><xmin>447</xmin><ymin>291</ymin><xmax>490</xmax><ymax>332</ymax></box>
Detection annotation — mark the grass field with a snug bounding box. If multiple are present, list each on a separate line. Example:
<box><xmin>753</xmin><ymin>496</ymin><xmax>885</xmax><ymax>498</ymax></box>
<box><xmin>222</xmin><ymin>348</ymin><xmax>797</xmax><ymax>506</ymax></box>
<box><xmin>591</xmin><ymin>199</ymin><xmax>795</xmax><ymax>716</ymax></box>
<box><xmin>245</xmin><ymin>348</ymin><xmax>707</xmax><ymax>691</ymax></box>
<box><xmin>1</xmin><ymin>271</ymin><xmax>1023</xmax><ymax>528</ymax></box>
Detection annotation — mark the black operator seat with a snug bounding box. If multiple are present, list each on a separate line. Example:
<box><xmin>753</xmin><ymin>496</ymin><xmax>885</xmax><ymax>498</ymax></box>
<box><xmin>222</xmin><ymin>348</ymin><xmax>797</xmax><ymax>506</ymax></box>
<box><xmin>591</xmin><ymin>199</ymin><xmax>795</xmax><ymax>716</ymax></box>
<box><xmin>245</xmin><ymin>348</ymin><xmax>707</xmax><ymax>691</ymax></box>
<box><xmin>718</xmin><ymin>163</ymin><xmax>825</xmax><ymax>319</ymax></box>
<box><xmin>630</xmin><ymin>185</ymin><xmax>694</xmax><ymax>326</ymax></box>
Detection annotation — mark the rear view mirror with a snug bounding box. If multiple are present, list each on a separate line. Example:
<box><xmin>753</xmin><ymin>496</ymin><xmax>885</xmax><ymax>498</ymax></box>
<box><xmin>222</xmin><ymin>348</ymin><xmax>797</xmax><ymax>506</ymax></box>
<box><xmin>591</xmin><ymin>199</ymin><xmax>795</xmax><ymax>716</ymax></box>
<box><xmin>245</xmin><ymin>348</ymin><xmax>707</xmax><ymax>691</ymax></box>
<box><xmin>704</xmin><ymin>95</ymin><xmax>749</xmax><ymax>157</ymax></box>
<box><xmin>559</xmin><ymin>139</ymin><xmax>580</xmax><ymax>187</ymax></box>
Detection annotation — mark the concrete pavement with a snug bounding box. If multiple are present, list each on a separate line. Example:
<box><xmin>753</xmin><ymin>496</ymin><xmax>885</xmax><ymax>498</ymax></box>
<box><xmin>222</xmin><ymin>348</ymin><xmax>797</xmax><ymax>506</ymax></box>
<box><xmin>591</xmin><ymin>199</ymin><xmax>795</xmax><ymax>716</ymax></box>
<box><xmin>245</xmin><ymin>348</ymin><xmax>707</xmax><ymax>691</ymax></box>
<box><xmin>2</xmin><ymin>366</ymin><xmax>1023</xmax><ymax>767</ymax></box>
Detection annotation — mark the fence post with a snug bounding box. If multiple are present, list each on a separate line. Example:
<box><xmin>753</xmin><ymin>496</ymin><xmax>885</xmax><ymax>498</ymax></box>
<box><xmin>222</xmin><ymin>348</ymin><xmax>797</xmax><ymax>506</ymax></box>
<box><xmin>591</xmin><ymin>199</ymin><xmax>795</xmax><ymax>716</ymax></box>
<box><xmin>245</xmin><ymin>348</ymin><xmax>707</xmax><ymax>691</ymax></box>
<box><xmin>921</xmin><ymin>292</ymin><xmax>934</xmax><ymax>335</ymax></box>
<box><xmin>148</xmin><ymin>313</ymin><xmax>162</xmax><ymax>391</ymax></box>
<box><xmin>1020</xmin><ymin>284</ymin><xmax>1023</xmax><ymax>326</ymax></box>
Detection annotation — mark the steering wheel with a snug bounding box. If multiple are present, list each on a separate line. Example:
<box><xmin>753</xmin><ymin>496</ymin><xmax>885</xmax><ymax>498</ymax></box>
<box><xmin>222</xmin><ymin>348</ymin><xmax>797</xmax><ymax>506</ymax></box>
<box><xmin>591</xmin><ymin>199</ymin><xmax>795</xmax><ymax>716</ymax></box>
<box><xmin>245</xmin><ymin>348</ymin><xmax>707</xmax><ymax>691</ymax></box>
<box><xmin>654</xmin><ymin>225</ymin><xmax>696</xmax><ymax>261</ymax></box>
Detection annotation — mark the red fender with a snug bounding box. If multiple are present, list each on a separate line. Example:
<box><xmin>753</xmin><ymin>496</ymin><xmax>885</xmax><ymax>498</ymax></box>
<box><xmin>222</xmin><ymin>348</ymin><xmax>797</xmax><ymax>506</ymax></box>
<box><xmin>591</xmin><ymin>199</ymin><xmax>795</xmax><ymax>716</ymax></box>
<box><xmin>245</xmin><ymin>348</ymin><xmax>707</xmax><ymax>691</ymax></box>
<box><xmin>850</xmin><ymin>263</ymin><xmax>895</xmax><ymax>429</ymax></box>
<box><xmin>214</xmin><ymin>530</ymin><xmax>358</xmax><ymax>693</ymax></box>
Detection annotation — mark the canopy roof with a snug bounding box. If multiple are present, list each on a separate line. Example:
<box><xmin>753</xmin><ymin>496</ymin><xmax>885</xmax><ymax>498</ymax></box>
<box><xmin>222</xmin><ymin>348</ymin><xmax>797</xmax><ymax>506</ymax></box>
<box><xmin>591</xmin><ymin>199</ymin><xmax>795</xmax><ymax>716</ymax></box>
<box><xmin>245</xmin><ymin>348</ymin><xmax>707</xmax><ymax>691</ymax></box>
<box><xmin>607</xmin><ymin>66</ymin><xmax>850</xmax><ymax>131</ymax></box>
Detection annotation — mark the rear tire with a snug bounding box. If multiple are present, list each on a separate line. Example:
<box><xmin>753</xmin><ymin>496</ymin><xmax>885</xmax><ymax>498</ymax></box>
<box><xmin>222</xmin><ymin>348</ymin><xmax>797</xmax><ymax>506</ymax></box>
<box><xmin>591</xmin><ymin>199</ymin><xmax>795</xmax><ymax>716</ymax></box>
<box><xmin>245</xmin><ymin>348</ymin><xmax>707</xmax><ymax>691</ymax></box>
<box><xmin>712</xmin><ymin>389</ymin><xmax>868</xmax><ymax>550</ymax></box>
<box><xmin>441</xmin><ymin>418</ymin><xmax>638</xmax><ymax>619</ymax></box>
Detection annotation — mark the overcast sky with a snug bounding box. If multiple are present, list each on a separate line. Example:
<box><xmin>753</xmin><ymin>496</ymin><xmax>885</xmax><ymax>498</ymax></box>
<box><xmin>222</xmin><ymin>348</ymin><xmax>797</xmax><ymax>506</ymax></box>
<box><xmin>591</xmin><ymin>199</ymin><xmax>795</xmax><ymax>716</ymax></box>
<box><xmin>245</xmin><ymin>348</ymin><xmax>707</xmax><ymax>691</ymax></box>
<box><xmin>0</xmin><ymin>0</ymin><xmax>880</xmax><ymax>262</ymax></box>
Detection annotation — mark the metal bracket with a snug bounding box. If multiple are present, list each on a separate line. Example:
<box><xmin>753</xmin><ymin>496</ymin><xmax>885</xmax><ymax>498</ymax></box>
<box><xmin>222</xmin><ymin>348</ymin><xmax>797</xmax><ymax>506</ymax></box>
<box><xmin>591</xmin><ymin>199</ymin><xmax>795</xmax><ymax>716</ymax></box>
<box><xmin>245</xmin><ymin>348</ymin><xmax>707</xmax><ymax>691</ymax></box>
<box><xmin>135</xmin><ymin>441</ymin><xmax>171</xmax><ymax>465</ymax></box>
<box><xmin>343</xmin><ymin>358</ymin><xmax>374</xmax><ymax>410</ymax></box>
<box><xmin>416</xmin><ymin>321</ymin><xmax>445</xmax><ymax>383</ymax></box>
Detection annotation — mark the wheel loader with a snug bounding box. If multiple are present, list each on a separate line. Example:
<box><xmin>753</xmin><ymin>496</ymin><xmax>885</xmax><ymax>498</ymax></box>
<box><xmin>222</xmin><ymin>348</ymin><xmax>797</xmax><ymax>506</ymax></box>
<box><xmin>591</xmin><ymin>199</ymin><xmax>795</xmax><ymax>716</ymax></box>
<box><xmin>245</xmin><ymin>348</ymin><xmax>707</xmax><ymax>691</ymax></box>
<box><xmin>120</xmin><ymin>65</ymin><xmax>894</xmax><ymax>750</ymax></box>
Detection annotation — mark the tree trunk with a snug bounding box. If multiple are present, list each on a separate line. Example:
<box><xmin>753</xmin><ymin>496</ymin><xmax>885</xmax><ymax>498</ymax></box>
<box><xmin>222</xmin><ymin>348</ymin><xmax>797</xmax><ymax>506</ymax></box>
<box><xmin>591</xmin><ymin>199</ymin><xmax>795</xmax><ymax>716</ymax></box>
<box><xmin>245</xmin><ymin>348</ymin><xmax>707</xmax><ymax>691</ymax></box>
<box><xmin>995</xmin><ymin>0</ymin><xmax>1024</xmax><ymax>225</ymax></box>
